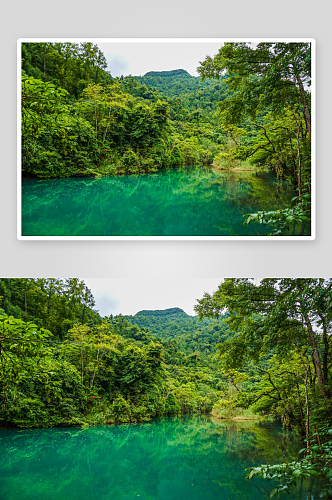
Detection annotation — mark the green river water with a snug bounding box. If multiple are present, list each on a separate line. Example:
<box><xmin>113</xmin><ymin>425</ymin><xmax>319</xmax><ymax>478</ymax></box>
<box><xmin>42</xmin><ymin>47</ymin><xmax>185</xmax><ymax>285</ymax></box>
<box><xmin>0</xmin><ymin>415</ymin><xmax>321</xmax><ymax>500</ymax></box>
<box><xmin>21</xmin><ymin>167</ymin><xmax>309</xmax><ymax>237</ymax></box>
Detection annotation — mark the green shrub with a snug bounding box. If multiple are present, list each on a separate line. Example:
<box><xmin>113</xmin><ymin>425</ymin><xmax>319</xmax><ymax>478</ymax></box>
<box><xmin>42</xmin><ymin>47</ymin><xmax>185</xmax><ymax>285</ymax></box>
<box><xmin>164</xmin><ymin>393</ymin><xmax>181</xmax><ymax>414</ymax></box>
<box><xmin>211</xmin><ymin>399</ymin><xmax>260</xmax><ymax>419</ymax></box>
<box><xmin>170</xmin><ymin>146</ymin><xmax>185</xmax><ymax>166</ymax></box>
<box><xmin>121</xmin><ymin>150</ymin><xmax>140</xmax><ymax>173</ymax></box>
<box><xmin>110</xmin><ymin>395</ymin><xmax>132</xmax><ymax>423</ymax></box>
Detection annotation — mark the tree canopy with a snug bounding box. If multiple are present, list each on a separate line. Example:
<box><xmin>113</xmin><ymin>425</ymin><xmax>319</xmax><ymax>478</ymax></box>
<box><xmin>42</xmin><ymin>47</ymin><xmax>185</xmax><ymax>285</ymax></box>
<box><xmin>198</xmin><ymin>42</ymin><xmax>312</xmax><ymax>233</ymax></box>
<box><xmin>195</xmin><ymin>278</ymin><xmax>331</xmax><ymax>497</ymax></box>
<box><xmin>0</xmin><ymin>279</ymin><xmax>227</xmax><ymax>428</ymax></box>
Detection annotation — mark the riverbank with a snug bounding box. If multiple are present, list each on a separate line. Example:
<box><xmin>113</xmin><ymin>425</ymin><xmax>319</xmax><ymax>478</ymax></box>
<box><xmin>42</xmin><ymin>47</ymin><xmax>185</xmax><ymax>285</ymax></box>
<box><xmin>0</xmin><ymin>408</ymin><xmax>213</xmax><ymax>431</ymax></box>
<box><xmin>211</xmin><ymin>158</ymin><xmax>269</xmax><ymax>173</ymax></box>
<box><xmin>22</xmin><ymin>159</ymin><xmax>268</xmax><ymax>180</ymax></box>
<box><xmin>211</xmin><ymin>405</ymin><xmax>267</xmax><ymax>421</ymax></box>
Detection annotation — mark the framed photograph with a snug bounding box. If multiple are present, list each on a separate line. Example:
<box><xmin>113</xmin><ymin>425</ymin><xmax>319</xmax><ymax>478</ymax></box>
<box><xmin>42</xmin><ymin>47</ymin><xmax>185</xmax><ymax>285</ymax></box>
<box><xmin>1</xmin><ymin>277</ymin><xmax>329</xmax><ymax>498</ymax></box>
<box><xmin>18</xmin><ymin>38</ymin><xmax>315</xmax><ymax>240</ymax></box>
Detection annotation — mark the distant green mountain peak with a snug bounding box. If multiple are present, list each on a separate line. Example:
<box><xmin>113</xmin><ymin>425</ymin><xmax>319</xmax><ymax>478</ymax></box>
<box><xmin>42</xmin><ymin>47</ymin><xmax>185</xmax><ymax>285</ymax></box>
<box><xmin>143</xmin><ymin>69</ymin><xmax>192</xmax><ymax>78</ymax></box>
<box><xmin>134</xmin><ymin>307</ymin><xmax>190</xmax><ymax>318</ymax></box>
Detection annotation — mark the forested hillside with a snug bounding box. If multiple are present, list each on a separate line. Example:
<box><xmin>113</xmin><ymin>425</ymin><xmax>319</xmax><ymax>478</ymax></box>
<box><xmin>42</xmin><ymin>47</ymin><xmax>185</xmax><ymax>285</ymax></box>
<box><xmin>197</xmin><ymin>42</ymin><xmax>312</xmax><ymax>232</ymax></box>
<box><xmin>21</xmin><ymin>43</ymin><xmax>225</xmax><ymax>179</ymax></box>
<box><xmin>195</xmin><ymin>278</ymin><xmax>332</xmax><ymax>497</ymax></box>
<box><xmin>0</xmin><ymin>279</ymin><xmax>226</xmax><ymax>429</ymax></box>
<box><xmin>126</xmin><ymin>307</ymin><xmax>231</xmax><ymax>355</ymax></box>
<box><xmin>134</xmin><ymin>69</ymin><xmax>231</xmax><ymax>114</ymax></box>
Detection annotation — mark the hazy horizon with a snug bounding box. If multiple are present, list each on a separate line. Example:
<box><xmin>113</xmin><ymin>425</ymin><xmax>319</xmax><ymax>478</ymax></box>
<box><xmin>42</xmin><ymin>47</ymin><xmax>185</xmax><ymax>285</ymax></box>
<box><xmin>97</xmin><ymin>40</ymin><xmax>223</xmax><ymax>78</ymax></box>
<box><xmin>83</xmin><ymin>277</ymin><xmax>223</xmax><ymax>317</ymax></box>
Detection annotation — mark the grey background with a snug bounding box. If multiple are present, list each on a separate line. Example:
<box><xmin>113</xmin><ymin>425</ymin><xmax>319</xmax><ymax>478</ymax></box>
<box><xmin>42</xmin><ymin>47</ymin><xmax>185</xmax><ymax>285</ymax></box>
<box><xmin>1</xmin><ymin>0</ymin><xmax>330</xmax><ymax>279</ymax></box>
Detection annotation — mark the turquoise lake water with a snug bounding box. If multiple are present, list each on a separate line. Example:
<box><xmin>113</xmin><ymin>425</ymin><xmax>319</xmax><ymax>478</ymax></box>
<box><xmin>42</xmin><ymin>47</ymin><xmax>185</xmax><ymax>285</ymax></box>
<box><xmin>0</xmin><ymin>415</ymin><xmax>320</xmax><ymax>500</ymax></box>
<box><xmin>21</xmin><ymin>167</ymin><xmax>308</xmax><ymax>237</ymax></box>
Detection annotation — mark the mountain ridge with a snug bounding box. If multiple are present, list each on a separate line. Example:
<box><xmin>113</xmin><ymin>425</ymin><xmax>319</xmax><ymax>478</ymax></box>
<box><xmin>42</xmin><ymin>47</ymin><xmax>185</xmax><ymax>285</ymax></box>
<box><xmin>143</xmin><ymin>69</ymin><xmax>192</xmax><ymax>78</ymax></box>
<box><xmin>133</xmin><ymin>307</ymin><xmax>191</xmax><ymax>318</ymax></box>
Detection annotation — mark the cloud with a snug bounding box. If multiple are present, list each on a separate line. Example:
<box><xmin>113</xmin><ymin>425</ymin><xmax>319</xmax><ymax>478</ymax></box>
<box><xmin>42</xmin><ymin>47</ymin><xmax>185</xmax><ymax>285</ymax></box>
<box><xmin>98</xmin><ymin>41</ymin><xmax>224</xmax><ymax>78</ymax></box>
<box><xmin>106</xmin><ymin>55</ymin><xmax>130</xmax><ymax>78</ymax></box>
<box><xmin>83</xmin><ymin>277</ymin><xmax>223</xmax><ymax>317</ymax></box>
<box><xmin>92</xmin><ymin>291</ymin><xmax>120</xmax><ymax>317</ymax></box>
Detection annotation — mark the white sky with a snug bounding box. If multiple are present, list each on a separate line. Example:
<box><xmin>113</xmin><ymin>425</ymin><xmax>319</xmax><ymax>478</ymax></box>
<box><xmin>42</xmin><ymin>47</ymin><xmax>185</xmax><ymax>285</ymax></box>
<box><xmin>83</xmin><ymin>277</ymin><xmax>223</xmax><ymax>317</ymax></box>
<box><xmin>97</xmin><ymin>40</ymin><xmax>224</xmax><ymax>77</ymax></box>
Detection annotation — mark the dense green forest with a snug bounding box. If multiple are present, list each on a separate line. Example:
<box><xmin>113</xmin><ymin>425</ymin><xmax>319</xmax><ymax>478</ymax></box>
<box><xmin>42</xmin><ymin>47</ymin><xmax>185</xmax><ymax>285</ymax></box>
<box><xmin>197</xmin><ymin>43</ymin><xmax>312</xmax><ymax>233</ymax></box>
<box><xmin>21</xmin><ymin>41</ymin><xmax>312</xmax><ymax>235</ymax></box>
<box><xmin>195</xmin><ymin>278</ymin><xmax>332</xmax><ymax>497</ymax></box>
<box><xmin>0</xmin><ymin>279</ymin><xmax>226</xmax><ymax>428</ymax></box>
<box><xmin>125</xmin><ymin>307</ymin><xmax>231</xmax><ymax>354</ymax></box>
<box><xmin>21</xmin><ymin>43</ymin><xmax>225</xmax><ymax>179</ymax></box>
<box><xmin>0</xmin><ymin>278</ymin><xmax>331</xmax><ymax>496</ymax></box>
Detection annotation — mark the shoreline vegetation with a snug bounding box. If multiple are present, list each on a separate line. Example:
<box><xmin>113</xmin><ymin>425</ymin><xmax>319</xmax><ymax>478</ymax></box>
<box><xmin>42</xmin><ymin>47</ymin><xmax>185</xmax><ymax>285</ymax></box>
<box><xmin>211</xmin><ymin>159</ymin><xmax>266</xmax><ymax>172</ymax></box>
<box><xmin>0</xmin><ymin>411</ymin><xmax>268</xmax><ymax>431</ymax></box>
<box><xmin>211</xmin><ymin>406</ymin><xmax>267</xmax><ymax>421</ymax></box>
<box><xmin>21</xmin><ymin>41</ymin><xmax>312</xmax><ymax>234</ymax></box>
<box><xmin>22</xmin><ymin>161</ymin><xmax>266</xmax><ymax>180</ymax></box>
<box><xmin>0</xmin><ymin>278</ymin><xmax>331</xmax><ymax>497</ymax></box>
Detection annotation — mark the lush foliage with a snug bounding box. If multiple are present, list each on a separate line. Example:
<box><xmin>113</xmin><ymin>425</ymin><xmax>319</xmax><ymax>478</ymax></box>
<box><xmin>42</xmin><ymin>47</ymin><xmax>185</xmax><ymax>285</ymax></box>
<box><xmin>21</xmin><ymin>42</ymin><xmax>312</xmax><ymax>235</ymax></box>
<box><xmin>1</xmin><ymin>277</ymin><xmax>329</xmax><ymax>498</ymax></box>
<box><xmin>198</xmin><ymin>42</ymin><xmax>312</xmax><ymax>233</ymax></box>
<box><xmin>21</xmin><ymin>44</ymin><xmax>226</xmax><ymax>179</ymax></box>
<box><xmin>22</xmin><ymin>42</ymin><xmax>110</xmax><ymax>96</ymax></box>
<box><xmin>247</xmin><ymin>424</ymin><xmax>332</xmax><ymax>498</ymax></box>
<box><xmin>195</xmin><ymin>278</ymin><xmax>332</xmax><ymax>497</ymax></box>
<box><xmin>0</xmin><ymin>278</ymin><xmax>98</xmax><ymax>339</ymax></box>
<box><xmin>135</xmin><ymin>69</ymin><xmax>231</xmax><ymax>114</ymax></box>
<box><xmin>126</xmin><ymin>307</ymin><xmax>231</xmax><ymax>355</ymax></box>
<box><xmin>0</xmin><ymin>279</ymin><xmax>227</xmax><ymax>428</ymax></box>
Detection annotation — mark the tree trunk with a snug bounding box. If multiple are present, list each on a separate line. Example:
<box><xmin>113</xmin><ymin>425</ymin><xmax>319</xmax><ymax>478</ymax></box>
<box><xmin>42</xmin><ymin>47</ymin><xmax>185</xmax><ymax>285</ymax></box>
<box><xmin>295</xmin><ymin>74</ymin><xmax>311</xmax><ymax>142</ymax></box>
<box><xmin>314</xmin><ymin>426</ymin><xmax>322</xmax><ymax>449</ymax></box>
<box><xmin>318</xmin><ymin>310</ymin><xmax>330</xmax><ymax>393</ymax></box>
<box><xmin>304</xmin><ymin>313</ymin><xmax>326</xmax><ymax>398</ymax></box>
<box><xmin>303</xmin><ymin>370</ymin><xmax>310</xmax><ymax>453</ymax></box>
<box><xmin>290</xmin><ymin>108</ymin><xmax>302</xmax><ymax>201</ymax></box>
<box><xmin>295</xmin><ymin>382</ymin><xmax>306</xmax><ymax>437</ymax></box>
<box><xmin>295</xmin><ymin>128</ymin><xmax>302</xmax><ymax>202</ymax></box>
<box><xmin>289</xmin><ymin>45</ymin><xmax>311</xmax><ymax>141</ymax></box>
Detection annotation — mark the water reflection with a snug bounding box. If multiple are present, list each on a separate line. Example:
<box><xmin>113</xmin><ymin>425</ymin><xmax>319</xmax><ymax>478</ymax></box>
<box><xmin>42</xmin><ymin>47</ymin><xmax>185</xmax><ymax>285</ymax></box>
<box><xmin>21</xmin><ymin>167</ymin><xmax>308</xmax><ymax>236</ymax></box>
<box><xmin>0</xmin><ymin>416</ymin><xmax>319</xmax><ymax>500</ymax></box>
